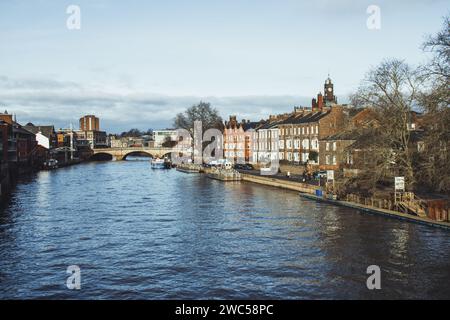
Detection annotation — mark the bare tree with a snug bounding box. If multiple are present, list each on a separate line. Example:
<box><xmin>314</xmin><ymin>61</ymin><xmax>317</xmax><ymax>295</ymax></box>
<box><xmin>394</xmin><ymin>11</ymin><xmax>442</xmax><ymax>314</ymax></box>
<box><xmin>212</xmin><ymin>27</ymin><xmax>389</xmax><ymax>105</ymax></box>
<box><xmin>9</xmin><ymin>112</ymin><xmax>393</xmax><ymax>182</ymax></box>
<box><xmin>422</xmin><ymin>16</ymin><xmax>450</xmax><ymax>81</ymax></box>
<box><xmin>351</xmin><ymin>59</ymin><xmax>420</xmax><ymax>190</ymax></box>
<box><xmin>173</xmin><ymin>101</ymin><xmax>223</xmax><ymax>137</ymax></box>
<box><xmin>173</xmin><ymin>102</ymin><xmax>223</xmax><ymax>153</ymax></box>
<box><xmin>162</xmin><ymin>135</ymin><xmax>178</xmax><ymax>148</ymax></box>
<box><xmin>416</xmin><ymin>16</ymin><xmax>450</xmax><ymax>194</ymax></box>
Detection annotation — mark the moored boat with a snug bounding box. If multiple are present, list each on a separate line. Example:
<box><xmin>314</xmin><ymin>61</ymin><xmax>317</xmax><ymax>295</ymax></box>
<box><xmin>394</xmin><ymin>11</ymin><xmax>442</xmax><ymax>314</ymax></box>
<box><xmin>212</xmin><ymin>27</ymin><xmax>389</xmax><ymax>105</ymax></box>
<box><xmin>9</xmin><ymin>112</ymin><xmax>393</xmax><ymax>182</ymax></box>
<box><xmin>151</xmin><ymin>158</ymin><xmax>168</xmax><ymax>169</ymax></box>
<box><xmin>43</xmin><ymin>159</ymin><xmax>59</xmax><ymax>170</ymax></box>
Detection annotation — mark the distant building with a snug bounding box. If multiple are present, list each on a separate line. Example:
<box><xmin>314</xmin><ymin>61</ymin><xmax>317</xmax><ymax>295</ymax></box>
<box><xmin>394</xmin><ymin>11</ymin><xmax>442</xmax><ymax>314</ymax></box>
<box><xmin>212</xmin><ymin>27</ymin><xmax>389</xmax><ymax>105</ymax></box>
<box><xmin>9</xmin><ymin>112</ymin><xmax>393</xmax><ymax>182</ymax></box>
<box><xmin>79</xmin><ymin>115</ymin><xmax>100</xmax><ymax>131</ymax></box>
<box><xmin>109</xmin><ymin>135</ymin><xmax>127</xmax><ymax>148</ymax></box>
<box><xmin>0</xmin><ymin>112</ymin><xmax>40</xmax><ymax>167</ymax></box>
<box><xmin>153</xmin><ymin>129</ymin><xmax>178</xmax><ymax>148</ymax></box>
<box><xmin>55</xmin><ymin>128</ymin><xmax>77</xmax><ymax>149</ymax></box>
<box><xmin>75</xmin><ymin>130</ymin><xmax>107</xmax><ymax>149</ymax></box>
<box><xmin>0</xmin><ymin>112</ymin><xmax>15</xmax><ymax>164</ymax></box>
<box><xmin>76</xmin><ymin>115</ymin><xmax>107</xmax><ymax>149</ymax></box>
<box><xmin>23</xmin><ymin>123</ymin><xmax>57</xmax><ymax>149</ymax></box>
<box><xmin>311</xmin><ymin>77</ymin><xmax>338</xmax><ymax>111</ymax></box>
<box><xmin>277</xmin><ymin>105</ymin><xmax>346</xmax><ymax>165</ymax></box>
<box><xmin>251</xmin><ymin>114</ymin><xmax>288</xmax><ymax>164</ymax></box>
<box><xmin>223</xmin><ymin>116</ymin><xmax>259</xmax><ymax>163</ymax></box>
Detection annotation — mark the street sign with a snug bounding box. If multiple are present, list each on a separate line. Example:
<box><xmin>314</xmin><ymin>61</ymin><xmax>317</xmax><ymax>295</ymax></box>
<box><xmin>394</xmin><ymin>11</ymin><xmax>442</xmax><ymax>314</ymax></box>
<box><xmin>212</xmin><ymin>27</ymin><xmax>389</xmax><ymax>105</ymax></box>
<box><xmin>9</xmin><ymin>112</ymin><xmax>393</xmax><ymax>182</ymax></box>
<box><xmin>327</xmin><ymin>170</ymin><xmax>334</xmax><ymax>181</ymax></box>
<box><xmin>395</xmin><ymin>177</ymin><xmax>405</xmax><ymax>191</ymax></box>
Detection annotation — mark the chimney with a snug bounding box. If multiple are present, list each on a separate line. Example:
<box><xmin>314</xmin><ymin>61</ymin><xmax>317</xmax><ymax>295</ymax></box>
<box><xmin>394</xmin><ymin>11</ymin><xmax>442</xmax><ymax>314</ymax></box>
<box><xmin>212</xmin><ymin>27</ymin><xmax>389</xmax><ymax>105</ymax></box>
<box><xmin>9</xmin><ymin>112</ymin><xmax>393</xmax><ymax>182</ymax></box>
<box><xmin>317</xmin><ymin>92</ymin><xmax>324</xmax><ymax>111</ymax></box>
<box><xmin>312</xmin><ymin>98</ymin><xmax>317</xmax><ymax>111</ymax></box>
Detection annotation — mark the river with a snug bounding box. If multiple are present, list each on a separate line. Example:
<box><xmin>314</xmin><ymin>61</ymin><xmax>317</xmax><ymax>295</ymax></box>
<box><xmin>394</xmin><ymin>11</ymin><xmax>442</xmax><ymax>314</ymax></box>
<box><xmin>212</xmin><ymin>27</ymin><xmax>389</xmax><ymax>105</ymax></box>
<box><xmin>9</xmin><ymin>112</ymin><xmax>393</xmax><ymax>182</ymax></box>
<box><xmin>0</xmin><ymin>159</ymin><xmax>449</xmax><ymax>299</ymax></box>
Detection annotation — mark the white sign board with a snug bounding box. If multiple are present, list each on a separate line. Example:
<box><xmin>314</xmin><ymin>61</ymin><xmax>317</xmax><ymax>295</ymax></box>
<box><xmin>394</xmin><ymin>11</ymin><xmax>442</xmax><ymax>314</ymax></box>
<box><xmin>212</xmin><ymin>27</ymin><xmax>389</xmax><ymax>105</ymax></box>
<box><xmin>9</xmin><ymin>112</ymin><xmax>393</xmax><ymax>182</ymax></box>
<box><xmin>327</xmin><ymin>170</ymin><xmax>334</xmax><ymax>181</ymax></box>
<box><xmin>36</xmin><ymin>132</ymin><xmax>50</xmax><ymax>149</ymax></box>
<box><xmin>395</xmin><ymin>177</ymin><xmax>405</xmax><ymax>191</ymax></box>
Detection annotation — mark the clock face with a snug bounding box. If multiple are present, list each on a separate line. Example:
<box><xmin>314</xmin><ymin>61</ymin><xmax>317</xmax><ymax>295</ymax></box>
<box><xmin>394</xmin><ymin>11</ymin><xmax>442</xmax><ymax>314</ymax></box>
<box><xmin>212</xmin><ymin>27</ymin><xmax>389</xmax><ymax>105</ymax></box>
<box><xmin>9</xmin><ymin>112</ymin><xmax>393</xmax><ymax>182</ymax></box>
<box><xmin>327</xmin><ymin>87</ymin><xmax>332</xmax><ymax>92</ymax></box>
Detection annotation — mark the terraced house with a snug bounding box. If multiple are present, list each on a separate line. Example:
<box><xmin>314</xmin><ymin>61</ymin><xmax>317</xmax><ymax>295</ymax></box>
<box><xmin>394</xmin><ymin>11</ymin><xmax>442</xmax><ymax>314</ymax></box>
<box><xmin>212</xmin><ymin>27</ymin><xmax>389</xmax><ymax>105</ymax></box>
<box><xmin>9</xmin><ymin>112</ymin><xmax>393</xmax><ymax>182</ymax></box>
<box><xmin>251</xmin><ymin>114</ymin><xmax>288</xmax><ymax>164</ymax></box>
<box><xmin>223</xmin><ymin>116</ymin><xmax>259</xmax><ymax>163</ymax></box>
<box><xmin>277</xmin><ymin>78</ymin><xmax>346</xmax><ymax>167</ymax></box>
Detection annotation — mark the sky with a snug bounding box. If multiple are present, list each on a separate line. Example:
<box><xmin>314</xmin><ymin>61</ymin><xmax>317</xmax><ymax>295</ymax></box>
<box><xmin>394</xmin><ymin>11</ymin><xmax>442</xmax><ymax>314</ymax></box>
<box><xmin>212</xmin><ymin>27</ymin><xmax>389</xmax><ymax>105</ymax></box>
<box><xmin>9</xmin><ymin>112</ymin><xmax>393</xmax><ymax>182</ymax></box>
<box><xmin>0</xmin><ymin>0</ymin><xmax>448</xmax><ymax>132</ymax></box>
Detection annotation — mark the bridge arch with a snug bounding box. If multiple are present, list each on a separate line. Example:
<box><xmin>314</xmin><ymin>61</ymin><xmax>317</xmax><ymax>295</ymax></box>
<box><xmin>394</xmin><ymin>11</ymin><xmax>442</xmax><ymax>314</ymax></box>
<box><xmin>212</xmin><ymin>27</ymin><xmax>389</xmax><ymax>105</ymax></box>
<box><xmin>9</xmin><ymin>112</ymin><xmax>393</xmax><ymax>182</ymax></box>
<box><xmin>90</xmin><ymin>152</ymin><xmax>114</xmax><ymax>161</ymax></box>
<box><xmin>160</xmin><ymin>152</ymin><xmax>174</xmax><ymax>159</ymax></box>
<box><xmin>122</xmin><ymin>151</ymin><xmax>154</xmax><ymax>160</ymax></box>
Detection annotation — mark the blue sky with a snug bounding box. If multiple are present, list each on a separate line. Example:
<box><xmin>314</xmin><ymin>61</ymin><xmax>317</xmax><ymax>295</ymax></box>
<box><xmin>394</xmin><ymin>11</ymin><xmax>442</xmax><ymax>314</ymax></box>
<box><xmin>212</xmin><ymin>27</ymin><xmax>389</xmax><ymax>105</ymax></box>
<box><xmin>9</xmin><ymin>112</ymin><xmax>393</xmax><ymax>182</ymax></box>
<box><xmin>0</xmin><ymin>0</ymin><xmax>448</xmax><ymax>132</ymax></box>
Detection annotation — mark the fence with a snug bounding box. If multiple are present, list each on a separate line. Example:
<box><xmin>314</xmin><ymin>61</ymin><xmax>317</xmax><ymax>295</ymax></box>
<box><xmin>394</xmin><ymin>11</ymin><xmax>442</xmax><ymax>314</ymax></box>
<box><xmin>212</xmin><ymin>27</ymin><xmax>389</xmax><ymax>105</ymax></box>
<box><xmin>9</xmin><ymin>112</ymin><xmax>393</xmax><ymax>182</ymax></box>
<box><xmin>345</xmin><ymin>193</ymin><xmax>449</xmax><ymax>222</ymax></box>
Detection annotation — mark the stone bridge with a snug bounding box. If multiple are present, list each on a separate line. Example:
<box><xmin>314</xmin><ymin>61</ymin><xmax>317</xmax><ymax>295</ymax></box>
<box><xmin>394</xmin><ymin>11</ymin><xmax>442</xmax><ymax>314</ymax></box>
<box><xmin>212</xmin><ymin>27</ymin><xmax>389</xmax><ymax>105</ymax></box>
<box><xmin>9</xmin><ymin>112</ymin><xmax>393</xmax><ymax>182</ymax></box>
<box><xmin>92</xmin><ymin>147</ymin><xmax>178</xmax><ymax>161</ymax></box>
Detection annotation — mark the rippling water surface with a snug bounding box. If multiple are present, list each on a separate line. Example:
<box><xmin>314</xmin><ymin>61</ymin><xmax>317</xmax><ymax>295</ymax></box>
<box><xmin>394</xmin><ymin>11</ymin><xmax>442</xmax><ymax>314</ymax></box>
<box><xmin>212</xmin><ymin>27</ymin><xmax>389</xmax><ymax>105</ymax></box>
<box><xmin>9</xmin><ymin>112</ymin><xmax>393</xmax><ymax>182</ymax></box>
<box><xmin>0</xmin><ymin>160</ymin><xmax>449</xmax><ymax>299</ymax></box>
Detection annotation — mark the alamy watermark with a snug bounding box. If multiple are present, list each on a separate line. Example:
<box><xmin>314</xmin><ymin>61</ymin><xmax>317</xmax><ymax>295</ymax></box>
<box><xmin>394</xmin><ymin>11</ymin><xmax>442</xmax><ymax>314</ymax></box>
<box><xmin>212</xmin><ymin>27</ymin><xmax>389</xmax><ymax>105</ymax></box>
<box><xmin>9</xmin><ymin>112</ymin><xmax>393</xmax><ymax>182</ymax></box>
<box><xmin>66</xmin><ymin>265</ymin><xmax>81</xmax><ymax>290</ymax></box>
<box><xmin>170</xmin><ymin>121</ymin><xmax>279</xmax><ymax>175</ymax></box>
<box><xmin>66</xmin><ymin>5</ymin><xmax>81</xmax><ymax>30</ymax></box>
<box><xmin>366</xmin><ymin>265</ymin><xmax>381</xmax><ymax>290</ymax></box>
<box><xmin>367</xmin><ymin>5</ymin><xmax>381</xmax><ymax>30</ymax></box>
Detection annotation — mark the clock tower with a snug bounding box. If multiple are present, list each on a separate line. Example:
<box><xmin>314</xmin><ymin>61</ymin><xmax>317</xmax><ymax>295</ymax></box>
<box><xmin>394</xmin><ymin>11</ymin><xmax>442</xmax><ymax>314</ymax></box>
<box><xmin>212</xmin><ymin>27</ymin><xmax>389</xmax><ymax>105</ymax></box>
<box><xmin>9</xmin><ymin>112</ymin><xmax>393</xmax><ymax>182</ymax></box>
<box><xmin>324</xmin><ymin>77</ymin><xmax>337</xmax><ymax>104</ymax></box>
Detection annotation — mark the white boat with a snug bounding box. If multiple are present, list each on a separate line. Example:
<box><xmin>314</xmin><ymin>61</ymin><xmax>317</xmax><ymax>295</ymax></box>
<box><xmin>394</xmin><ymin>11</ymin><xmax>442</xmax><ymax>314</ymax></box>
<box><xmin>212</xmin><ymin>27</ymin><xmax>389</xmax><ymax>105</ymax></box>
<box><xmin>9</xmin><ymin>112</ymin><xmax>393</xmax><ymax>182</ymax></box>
<box><xmin>150</xmin><ymin>158</ymin><xmax>167</xmax><ymax>169</ymax></box>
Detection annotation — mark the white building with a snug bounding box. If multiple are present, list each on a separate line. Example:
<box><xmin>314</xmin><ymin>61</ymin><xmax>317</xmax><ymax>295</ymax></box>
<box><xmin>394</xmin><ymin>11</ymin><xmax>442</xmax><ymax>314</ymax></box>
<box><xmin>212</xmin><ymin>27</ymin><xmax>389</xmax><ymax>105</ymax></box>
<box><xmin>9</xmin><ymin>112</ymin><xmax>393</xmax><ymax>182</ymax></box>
<box><xmin>251</xmin><ymin>116</ymin><xmax>285</xmax><ymax>164</ymax></box>
<box><xmin>153</xmin><ymin>129</ymin><xmax>178</xmax><ymax>147</ymax></box>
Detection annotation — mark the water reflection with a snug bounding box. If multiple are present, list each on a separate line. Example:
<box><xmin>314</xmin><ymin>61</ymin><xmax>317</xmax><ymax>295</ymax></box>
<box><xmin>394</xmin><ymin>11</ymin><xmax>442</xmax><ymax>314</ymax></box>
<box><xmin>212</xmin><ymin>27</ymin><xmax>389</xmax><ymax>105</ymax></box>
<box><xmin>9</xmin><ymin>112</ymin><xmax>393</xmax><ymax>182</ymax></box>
<box><xmin>0</xmin><ymin>161</ymin><xmax>449</xmax><ymax>299</ymax></box>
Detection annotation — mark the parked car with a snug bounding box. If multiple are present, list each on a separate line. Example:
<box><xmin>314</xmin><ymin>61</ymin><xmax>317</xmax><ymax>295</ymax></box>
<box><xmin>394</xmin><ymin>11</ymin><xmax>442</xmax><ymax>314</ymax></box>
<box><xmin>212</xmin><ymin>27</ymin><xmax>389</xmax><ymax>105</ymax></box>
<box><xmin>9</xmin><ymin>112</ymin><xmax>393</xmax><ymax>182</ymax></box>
<box><xmin>313</xmin><ymin>171</ymin><xmax>327</xmax><ymax>179</ymax></box>
<box><xmin>234</xmin><ymin>164</ymin><xmax>254</xmax><ymax>170</ymax></box>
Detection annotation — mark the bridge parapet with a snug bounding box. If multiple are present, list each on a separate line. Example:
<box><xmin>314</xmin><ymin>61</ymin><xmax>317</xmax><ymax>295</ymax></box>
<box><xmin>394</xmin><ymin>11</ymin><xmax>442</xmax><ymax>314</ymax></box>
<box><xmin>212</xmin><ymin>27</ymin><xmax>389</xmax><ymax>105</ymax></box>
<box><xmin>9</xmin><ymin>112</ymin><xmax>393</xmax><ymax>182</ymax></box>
<box><xmin>92</xmin><ymin>147</ymin><xmax>178</xmax><ymax>161</ymax></box>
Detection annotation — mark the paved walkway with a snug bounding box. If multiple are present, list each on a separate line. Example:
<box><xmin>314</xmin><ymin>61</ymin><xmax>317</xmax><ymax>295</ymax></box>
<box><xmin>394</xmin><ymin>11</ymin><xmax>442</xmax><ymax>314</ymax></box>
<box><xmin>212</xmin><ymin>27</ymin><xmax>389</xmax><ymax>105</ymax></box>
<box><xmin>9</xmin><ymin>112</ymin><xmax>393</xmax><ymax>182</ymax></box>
<box><xmin>237</xmin><ymin>169</ymin><xmax>321</xmax><ymax>186</ymax></box>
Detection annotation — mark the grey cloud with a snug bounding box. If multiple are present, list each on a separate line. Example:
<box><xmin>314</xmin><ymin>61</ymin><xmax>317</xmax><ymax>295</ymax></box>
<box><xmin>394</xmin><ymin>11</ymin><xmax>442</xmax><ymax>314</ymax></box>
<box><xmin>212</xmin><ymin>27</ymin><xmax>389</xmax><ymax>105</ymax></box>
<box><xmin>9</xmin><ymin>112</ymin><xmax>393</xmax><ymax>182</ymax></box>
<box><xmin>0</xmin><ymin>76</ymin><xmax>82</xmax><ymax>90</ymax></box>
<box><xmin>0</xmin><ymin>77</ymin><xmax>311</xmax><ymax>132</ymax></box>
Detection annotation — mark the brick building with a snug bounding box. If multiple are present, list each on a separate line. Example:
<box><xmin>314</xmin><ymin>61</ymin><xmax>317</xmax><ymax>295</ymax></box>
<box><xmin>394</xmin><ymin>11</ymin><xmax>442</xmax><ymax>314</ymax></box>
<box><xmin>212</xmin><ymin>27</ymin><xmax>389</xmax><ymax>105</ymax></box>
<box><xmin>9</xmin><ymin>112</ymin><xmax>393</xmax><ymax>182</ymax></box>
<box><xmin>223</xmin><ymin>116</ymin><xmax>259</xmax><ymax>163</ymax></box>
<box><xmin>248</xmin><ymin>77</ymin><xmax>347</xmax><ymax>168</ymax></box>
<box><xmin>0</xmin><ymin>112</ymin><xmax>39</xmax><ymax>168</ymax></box>
<box><xmin>76</xmin><ymin>115</ymin><xmax>107</xmax><ymax>149</ymax></box>
<box><xmin>79</xmin><ymin>115</ymin><xmax>100</xmax><ymax>131</ymax></box>
<box><xmin>23</xmin><ymin>123</ymin><xmax>57</xmax><ymax>149</ymax></box>
<box><xmin>277</xmin><ymin>105</ymin><xmax>346</xmax><ymax>166</ymax></box>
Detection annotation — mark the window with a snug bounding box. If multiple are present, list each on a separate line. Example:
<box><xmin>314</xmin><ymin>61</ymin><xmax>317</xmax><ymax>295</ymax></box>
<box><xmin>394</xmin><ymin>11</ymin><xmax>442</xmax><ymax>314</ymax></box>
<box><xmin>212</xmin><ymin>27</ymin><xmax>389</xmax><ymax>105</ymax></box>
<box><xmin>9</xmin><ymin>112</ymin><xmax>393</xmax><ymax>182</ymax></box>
<box><xmin>326</xmin><ymin>155</ymin><xmax>330</xmax><ymax>165</ymax></box>
<box><xmin>287</xmin><ymin>139</ymin><xmax>292</xmax><ymax>148</ymax></box>
<box><xmin>311</xmin><ymin>138</ymin><xmax>318</xmax><ymax>150</ymax></box>
<box><xmin>302</xmin><ymin>127</ymin><xmax>304</xmax><ymax>135</ymax></box>
<box><xmin>332</xmin><ymin>156</ymin><xmax>337</xmax><ymax>165</ymax></box>
<box><xmin>301</xmin><ymin>139</ymin><xmax>308</xmax><ymax>149</ymax></box>
<box><xmin>346</xmin><ymin>152</ymin><xmax>353</xmax><ymax>165</ymax></box>
<box><xmin>326</xmin><ymin>142</ymin><xmax>330</xmax><ymax>151</ymax></box>
<box><xmin>332</xmin><ymin>142</ymin><xmax>337</xmax><ymax>151</ymax></box>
